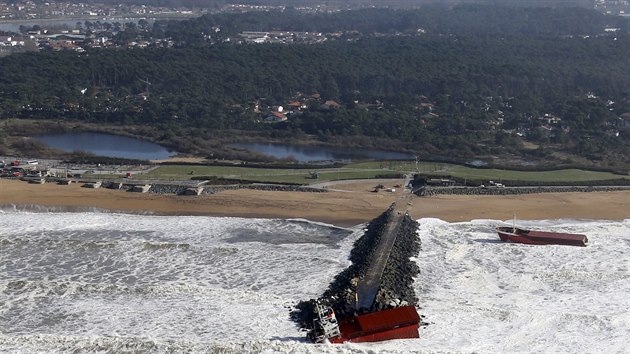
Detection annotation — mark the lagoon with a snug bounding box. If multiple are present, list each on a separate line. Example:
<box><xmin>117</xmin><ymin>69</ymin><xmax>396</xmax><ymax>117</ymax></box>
<box><xmin>33</xmin><ymin>132</ymin><xmax>175</xmax><ymax>160</ymax></box>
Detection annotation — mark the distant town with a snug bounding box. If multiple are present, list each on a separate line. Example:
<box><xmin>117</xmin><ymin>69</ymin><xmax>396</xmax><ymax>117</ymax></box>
<box><xmin>1</xmin><ymin>0</ymin><xmax>629</xmax><ymax>55</ymax></box>
<box><xmin>0</xmin><ymin>1</ymin><xmax>375</xmax><ymax>53</ymax></box>
<box><xmin>0</xmin><ymin>0</ymin><xmax>357</xmax><ymax>22</ymax></box>
<box><xmin>0</xmin><ymin>1</ymin><xmax>202</xmax><ymax>21</ymax></box>
<box><xmin>2</xmin><ymin>0</ymin><xmax>629</xmax><ymax>22</ymax></box>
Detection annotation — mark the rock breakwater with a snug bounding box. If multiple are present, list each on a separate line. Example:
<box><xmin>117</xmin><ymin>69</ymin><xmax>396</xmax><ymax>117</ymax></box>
<box><xmin>415</xmin><ymin>185</ymin><xmax>630</xmax><ymax>197</ymax></box>
<box><xmin>99</xmin><ymin>182</ymin><xmax>327</xmax><ymax>195</ymax></box>
<box><xmin>292</xmin><ymin>205</ymin><xmax>421</xmax><ymax>330</ymax></box>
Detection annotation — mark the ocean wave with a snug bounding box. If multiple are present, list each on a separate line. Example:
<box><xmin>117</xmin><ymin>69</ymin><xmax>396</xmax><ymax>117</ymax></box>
<box><xmin>535</xmin><ymin>269</ymin><xmax>630</xmax><ymax>283</ymax></box>
<box><xmin>0</xmin><ymin>334</ymin><xmax>200</xmax><ymax>354</ymax></box>
<box><xmin>0</xmin><ymin>279</ymin><xmax>283</xmax><ymax>300</ymax></box>
<box><xmin>0</xmin><ymin>334</ymin><xmax>420</xmax><ymax>354</ymax></box>
<box><xmin>0</xmin><ymin>203</ymin><xmax>156</xmax><ymax>215</ymax></box>
<box><xmin>0</xmin><ymin>237</ymin><xmax>119</xmax><ymax>248</ymax></box>
<box><xmin>285</xmin><ymin>218</ymin><xmax>356</xmax><ymax>231</ymax></box>
<box><xmin>0</xmin><ymin>210</ymin><xmax>357</xmax><ymax>248</ymax></box>
<box><xmin>224</xmin><ymin>218</ymin><xmax>354</xmax><ymax>247</ymax></box>
<box><xmin>0</xmin><ymin>236</ymin><xmax>200</xmax><ymax>252</ymax></box>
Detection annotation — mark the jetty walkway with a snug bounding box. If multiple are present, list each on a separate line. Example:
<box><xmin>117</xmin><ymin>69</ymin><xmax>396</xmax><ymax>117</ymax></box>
<box><xmin>357</xmin><ymin>209</ymin><xmax>403</xmax><ymax>309</ymax></box>
<box><xmin>356</xmin><ymin>175</ymin><xmax>412</xmax><ymax>310</ymax></box>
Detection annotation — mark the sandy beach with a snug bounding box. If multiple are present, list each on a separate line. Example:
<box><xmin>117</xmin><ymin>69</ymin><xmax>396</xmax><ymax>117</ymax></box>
<box><xmin>1</xmin><ymin>179</ymin><xmax>628</xmax><ymax>226</ymax></box>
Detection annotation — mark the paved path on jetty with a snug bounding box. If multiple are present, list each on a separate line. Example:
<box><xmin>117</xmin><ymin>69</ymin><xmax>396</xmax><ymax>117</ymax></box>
<box><xmin>357</xmin><ymin>209</ymin><xmax>404</xmax><ymax>310</ymax></box>
<box><xmin>356</xmin><ymin>174</ymin><xmax>412</xmax><ymax>310</ymax></box>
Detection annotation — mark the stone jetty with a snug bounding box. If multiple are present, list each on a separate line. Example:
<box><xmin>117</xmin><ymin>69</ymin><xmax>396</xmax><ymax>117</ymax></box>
<box><xmin>292</xmin><ymin>203</ymin><xmax>421</xmax><ymax>330</ymax></box>
<box><xmin>18</xmin><ymin>175</ymin><xmax>327</xmax><ymax>196</ymax></box>
<box><xmin>414</xmin><ymin>185</ymin><xmax>630</xmax><ymax>197</ymax></box>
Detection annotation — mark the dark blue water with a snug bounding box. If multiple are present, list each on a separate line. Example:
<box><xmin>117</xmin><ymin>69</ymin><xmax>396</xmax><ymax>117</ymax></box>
<box><xmin>230</xmin><ymin>143</ymin><xmax>414</xmax><ymax>162</ymax></box>
<box><xmin>34</xmin><ymin>132</ymin><xmax>175</xmax><ymax>160</ymax></box>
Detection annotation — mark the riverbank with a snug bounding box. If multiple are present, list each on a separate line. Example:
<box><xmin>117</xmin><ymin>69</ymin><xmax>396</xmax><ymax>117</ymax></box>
<box><xmin>1</xmin><ymin>179</ymin><xmax>628</xmax><ymax>227</ymax></box>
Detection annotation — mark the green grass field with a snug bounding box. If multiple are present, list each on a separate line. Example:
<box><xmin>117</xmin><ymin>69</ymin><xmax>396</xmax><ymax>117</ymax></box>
<box><xmin>142</xmin><ymin>161</ymin><xmax>629</xmax><ymax>185</ymax></box>
<box><xmin>143</xmin><ymin>165</ymin><xmax>401</xmax><ymax>184</ymax></box>
<box><xmin>347</xmin><ymin>161</ymin><xmax>630</xmax><ymax>182</ymax></box>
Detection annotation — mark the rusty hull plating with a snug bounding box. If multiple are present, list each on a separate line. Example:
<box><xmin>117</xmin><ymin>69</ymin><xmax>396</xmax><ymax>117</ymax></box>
<box><xmin>497</xmin><ymin>226</ymin><xmax>588</xmax><ymax>247</ymax></box>
<box><xmin>332</xmin><ymin>305</ymin><xmax>420</xmax><ymax>343</ymax></box>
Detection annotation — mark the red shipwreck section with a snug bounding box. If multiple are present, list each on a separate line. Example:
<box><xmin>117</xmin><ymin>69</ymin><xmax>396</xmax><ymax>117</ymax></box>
<box><xmin>331</xmin><ymin>305</ymin><xmax>420</xmax><ymax>343</ymax></box>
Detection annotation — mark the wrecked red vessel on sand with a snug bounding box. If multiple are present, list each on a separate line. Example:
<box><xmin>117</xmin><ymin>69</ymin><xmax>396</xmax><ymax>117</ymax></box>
<box><xmin>496</xmin><ymin>226</ymin><xmax>588</xmax><ymax>247</ymax></box>
<box><xmin>308</xmin><ymin>302</ymin><xmax>420</xmax><ymax>344</ymax></box>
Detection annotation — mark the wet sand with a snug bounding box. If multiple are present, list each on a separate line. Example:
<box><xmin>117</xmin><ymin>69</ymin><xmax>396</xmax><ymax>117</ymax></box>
<box><xmin>1</xmin><ymin>179</ymin><xmax>628</xmax><ymax>227</ymax></box>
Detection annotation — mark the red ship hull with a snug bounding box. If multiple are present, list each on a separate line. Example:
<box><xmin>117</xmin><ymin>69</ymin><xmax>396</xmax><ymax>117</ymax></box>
<box><xmin>328</xmin><ymin>305</ymin><xmax>420</xmax><ymax>343</ymax></box>
<box><xmin>497</xmin><ymin>226</ymin><xmax>588</xmax><ymax>247</ymax></box>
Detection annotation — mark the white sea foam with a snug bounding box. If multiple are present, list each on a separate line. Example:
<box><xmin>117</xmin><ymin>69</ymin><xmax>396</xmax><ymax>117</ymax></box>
<box><xmin>400</xmin><ymin>218</ymin><xmax>630</xmax><ymax>354</ymax></box>
<box><xmin>0</xmin><ymin>212</ymin><xmax>628</xmax><ymax>353</ymax></box>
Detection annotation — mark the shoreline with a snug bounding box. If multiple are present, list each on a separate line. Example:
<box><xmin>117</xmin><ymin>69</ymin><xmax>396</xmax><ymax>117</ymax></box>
<box><xmin>1</xmin><ymin>179</ymin><xmax>628</xmax><ymax>227</ymax></box>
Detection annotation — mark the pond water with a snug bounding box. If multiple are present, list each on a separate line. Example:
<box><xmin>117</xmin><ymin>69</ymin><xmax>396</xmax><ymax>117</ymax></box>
<box><xmin>33</xmin><ymin>132</ymin><xmax>175</xmax><ymax>160</ymax></box>
<box><xmin>229</xmin><ymin>143</ymin><xmax>414</xmax><ymax>162</ymax></box>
